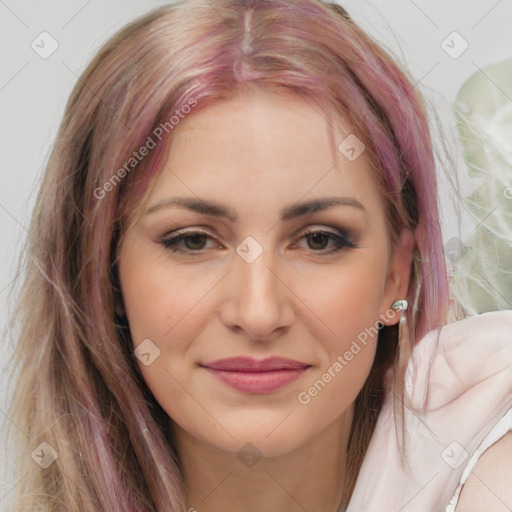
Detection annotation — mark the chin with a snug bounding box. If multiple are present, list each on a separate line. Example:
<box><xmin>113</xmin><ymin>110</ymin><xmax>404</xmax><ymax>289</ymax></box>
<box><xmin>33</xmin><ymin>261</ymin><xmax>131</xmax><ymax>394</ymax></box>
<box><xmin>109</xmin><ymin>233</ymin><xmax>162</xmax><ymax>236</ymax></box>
<box><xmin>196</xmin><ymin>414</ymin><xmax>317</xmax><ymax>459</ymax></box>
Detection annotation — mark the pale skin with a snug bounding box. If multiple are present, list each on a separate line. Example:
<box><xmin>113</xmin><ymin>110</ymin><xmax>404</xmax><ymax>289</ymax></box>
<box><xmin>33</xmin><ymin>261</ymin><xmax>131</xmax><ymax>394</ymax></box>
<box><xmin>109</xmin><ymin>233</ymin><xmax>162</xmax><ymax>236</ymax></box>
<box><xmin>117</xmin><ymin>88</ymin><xmax>414</xmax><ymax>512</ymax></box>
<box><xmin>455</xmin><ymin>431</ymin><xmax>512</xmax><ymax>511</ymax></box>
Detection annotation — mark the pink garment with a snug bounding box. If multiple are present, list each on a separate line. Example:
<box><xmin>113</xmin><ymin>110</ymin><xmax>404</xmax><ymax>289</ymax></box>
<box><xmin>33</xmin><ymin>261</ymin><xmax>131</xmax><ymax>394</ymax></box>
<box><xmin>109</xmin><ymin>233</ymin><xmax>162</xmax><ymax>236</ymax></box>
<box><xmin>346</xmin><ymin>310</ymin><xmax>512</xmax><ymax>512</ymax></box>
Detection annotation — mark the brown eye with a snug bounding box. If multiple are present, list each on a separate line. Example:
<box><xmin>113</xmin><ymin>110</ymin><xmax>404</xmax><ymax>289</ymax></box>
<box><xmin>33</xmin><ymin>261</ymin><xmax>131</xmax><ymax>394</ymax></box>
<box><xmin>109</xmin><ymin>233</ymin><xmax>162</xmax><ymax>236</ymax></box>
<box><xmin>306</xmin><ymin>232</ymin><xmax>331</xmax><ymax>250</ymax></box>
<box><xmin>296</xmin><ymin>229</ymin><xmax>356</xmax><ymax>253</ymax></box>
<box><xmin>182</xmin><ymin>233</ymin><xmax>208</xmax><ymax>250</ymax></box>
<box><xmin>161</xmin><ymin>231</ymin><xmax>215</xmax><ymax>253</ymax></box>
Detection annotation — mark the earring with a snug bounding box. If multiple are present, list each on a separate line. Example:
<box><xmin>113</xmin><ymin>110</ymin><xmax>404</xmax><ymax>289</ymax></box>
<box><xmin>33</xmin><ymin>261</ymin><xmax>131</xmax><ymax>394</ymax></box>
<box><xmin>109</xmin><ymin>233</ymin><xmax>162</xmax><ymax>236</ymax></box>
<box><xmin>391</xmin><ymin>299</ymin><xmax>408</xmax><ymax>316</ymax></box>
<box><xmin>391</xmin><ymin>298</ymin><xmax>411</xmax><ymax>364</ymax></box>
<box><xmin>391</xmin><ymin>299</ymin><xmax>409</xmax><ymax>349</ymax></box>
<box><xmin>390</xmin><ymin>299</ymin><xmax>411</xmax><ymax>448</ymax></box>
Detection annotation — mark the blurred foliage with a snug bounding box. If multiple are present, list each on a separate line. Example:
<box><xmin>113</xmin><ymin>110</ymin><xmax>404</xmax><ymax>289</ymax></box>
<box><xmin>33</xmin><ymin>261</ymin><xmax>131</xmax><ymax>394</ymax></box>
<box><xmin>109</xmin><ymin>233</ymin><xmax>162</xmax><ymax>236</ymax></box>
<box><xmin>451</xmin><ymin>57</ymin><xmax>512</xmax><ymax>314</ymax></box>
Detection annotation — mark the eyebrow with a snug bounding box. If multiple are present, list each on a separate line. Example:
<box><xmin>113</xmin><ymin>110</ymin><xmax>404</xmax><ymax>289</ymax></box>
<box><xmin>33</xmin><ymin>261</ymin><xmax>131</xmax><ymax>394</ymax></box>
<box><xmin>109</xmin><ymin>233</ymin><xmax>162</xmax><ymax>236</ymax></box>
<box><xmin>144</xmin><ymin>196</ymin><xmax>367</xmax><ymax>221</ymax></box>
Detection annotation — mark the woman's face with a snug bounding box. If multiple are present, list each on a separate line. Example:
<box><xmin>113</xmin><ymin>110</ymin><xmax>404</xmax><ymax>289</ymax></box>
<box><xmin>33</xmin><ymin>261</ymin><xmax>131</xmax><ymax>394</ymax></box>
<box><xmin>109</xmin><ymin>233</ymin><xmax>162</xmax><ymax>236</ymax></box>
<box><xmin>118</xmin><ymin>88</ymin><xmax>412</xmax><ymax>457</ymax></box>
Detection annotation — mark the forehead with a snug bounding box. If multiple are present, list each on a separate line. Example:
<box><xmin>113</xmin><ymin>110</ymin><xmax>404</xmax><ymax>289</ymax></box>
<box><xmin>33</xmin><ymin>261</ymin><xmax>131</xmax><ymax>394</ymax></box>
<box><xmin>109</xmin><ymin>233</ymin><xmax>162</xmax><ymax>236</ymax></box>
<box><xmin>145</xmin><ymin>88</ymin><xmax>384</xmax><ymax>220</ymax></box>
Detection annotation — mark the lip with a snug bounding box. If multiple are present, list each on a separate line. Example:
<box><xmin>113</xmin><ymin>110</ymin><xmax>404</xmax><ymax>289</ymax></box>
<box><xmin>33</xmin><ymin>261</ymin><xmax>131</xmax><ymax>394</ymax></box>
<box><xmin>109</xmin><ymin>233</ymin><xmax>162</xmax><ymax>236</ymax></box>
<box><xmin>199</xmin><ymin>357</ymin><xmax>310</xmax><ymax>393</ymax></box>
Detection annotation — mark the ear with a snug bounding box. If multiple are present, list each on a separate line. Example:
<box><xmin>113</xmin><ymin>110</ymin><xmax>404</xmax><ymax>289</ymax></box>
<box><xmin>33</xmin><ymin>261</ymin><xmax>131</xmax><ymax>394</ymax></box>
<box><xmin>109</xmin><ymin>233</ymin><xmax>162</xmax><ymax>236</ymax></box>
<box><xmin>379</xmin><ymin>228</ymin><xmax>415</xmax><ymax>327</ymax></box>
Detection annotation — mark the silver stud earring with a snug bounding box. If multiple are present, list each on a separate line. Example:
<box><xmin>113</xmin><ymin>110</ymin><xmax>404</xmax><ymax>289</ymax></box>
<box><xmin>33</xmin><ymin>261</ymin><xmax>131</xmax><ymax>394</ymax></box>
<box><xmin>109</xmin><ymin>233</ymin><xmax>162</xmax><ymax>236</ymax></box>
<box><xmin>391</xmin><ymin>299</ymin><xmax>408</xmax><ymax>314</ymax></box>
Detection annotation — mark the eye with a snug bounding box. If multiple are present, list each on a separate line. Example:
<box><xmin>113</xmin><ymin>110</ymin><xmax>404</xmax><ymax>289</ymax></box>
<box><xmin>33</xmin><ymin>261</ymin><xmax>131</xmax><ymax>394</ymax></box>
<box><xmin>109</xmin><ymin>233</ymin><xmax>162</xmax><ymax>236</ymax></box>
<box><xmin>160</xmin><ymin>228</ymin><xmax>356</xmax><ymax>255</ymax></box>
<box><xmin>161</xmin><ymin>231</ymin><xmax>219</xmax><ymax>253</ymax></box>
<box><xmin>295</xmin><ymin>229</ymin><xmax>356</xmax><ymax>253</ymax></box>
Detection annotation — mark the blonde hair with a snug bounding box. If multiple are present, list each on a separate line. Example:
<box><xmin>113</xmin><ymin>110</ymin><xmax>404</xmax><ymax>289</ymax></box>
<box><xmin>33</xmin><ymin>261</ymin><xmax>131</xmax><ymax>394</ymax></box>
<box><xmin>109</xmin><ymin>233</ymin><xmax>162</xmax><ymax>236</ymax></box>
<box><xmin>5</xmin><ymin>1</ymin><xmax>448</xmax><ymax>510</ymax></box>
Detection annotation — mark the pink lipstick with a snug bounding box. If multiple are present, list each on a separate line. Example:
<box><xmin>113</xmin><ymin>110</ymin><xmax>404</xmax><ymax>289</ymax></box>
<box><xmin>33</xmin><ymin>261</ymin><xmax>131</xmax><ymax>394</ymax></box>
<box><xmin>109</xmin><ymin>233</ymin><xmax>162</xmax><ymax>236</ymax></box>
<box><xmin>199</xmin><ymin>356</ymin><xmax>310</xmax><ymax>393</ymax></box>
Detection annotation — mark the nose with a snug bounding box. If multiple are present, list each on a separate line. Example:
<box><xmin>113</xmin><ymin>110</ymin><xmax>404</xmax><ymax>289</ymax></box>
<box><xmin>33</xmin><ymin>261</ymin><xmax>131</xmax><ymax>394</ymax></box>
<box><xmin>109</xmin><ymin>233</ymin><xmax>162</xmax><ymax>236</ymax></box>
<box><xmin>218</xmin><ymin>244</ymin><xmax>295</xmax><ymax>341</ymax></box>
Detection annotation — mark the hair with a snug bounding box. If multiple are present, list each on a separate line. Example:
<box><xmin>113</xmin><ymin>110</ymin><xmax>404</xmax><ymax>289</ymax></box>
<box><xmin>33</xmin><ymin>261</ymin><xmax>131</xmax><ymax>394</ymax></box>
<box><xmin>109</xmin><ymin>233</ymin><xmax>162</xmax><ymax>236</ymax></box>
<box><xmin>5</xmin><ymin>0</ymin><xmax>449</xmax><ymax>510</ymax></box>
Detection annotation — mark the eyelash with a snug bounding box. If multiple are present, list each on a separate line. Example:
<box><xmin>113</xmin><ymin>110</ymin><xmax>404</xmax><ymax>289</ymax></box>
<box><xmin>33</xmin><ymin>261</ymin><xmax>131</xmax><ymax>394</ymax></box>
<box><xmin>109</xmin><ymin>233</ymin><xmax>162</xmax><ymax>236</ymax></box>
<box><xmin>160</xmin><ymin>228</ymin><xmax>357</xmax><ymax>255</ymax></box>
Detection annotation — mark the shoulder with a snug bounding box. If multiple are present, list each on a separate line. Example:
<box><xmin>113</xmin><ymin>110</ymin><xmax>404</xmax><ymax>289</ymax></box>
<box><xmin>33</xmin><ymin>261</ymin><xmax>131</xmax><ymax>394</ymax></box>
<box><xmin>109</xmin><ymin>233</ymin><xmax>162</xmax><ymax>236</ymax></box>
<box><xmin>407</xmin><ymin>310</ymin><xmax>512</xmax><ymax>411</ymax></box>
<box><xmin>455</xmin><ymin>431</ymin><xmax>512</xmax><ymax>512</ymax></box>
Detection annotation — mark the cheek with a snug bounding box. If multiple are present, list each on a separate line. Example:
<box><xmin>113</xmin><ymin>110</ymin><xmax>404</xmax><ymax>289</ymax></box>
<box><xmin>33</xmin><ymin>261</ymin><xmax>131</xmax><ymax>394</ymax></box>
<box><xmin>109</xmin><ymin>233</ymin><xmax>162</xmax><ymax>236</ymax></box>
<box><xmin>300</xmin><ymin>255</ymin><xmax>387</xmax><ymax>344</ymax></box>
<box><xmin>119</xmin><ymin>252</ymin><xmax>212</xmax><ymax>345</ymax></box>
<box><xmin>118</xmin><ymin>256</ymin><xmax>211</xmax><ymax>419</ymax></box>
<box><xmin>296</xmin><ymin>256</ymin><xmax>386</xmax><ymax>396</ymax></box>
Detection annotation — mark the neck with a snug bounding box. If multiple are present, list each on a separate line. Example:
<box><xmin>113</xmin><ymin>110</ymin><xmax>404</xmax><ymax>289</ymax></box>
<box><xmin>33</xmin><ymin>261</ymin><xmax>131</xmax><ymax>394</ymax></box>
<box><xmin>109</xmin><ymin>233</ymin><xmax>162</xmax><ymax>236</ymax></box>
<box><xmin>173</xmin><ymin>406</ymin><xmax>354</xmax><ymax>512</ymax></box>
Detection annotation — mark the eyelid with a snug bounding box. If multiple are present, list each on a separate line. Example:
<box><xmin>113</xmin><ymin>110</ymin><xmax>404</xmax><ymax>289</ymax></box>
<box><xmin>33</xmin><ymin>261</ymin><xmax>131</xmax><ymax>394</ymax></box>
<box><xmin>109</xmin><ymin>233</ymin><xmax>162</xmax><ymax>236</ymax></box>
<box><xmin>161</xmin><ymin>225</ymin><xmax>351</xmax><ymax>242</ymax></box>
<box><xmin>294</xmin><ymin>223</ymin><xmax>356</xmax><ymax>242</ymax></box>
<box><xmin>293</xmin><ymin>226</ymin><xmax>357</xmax><ymax>249</ymax></box>
<box><xmin>164</xmin><ymin>227</ymin><xmax>215</xmax><ymax>238</ymax></box>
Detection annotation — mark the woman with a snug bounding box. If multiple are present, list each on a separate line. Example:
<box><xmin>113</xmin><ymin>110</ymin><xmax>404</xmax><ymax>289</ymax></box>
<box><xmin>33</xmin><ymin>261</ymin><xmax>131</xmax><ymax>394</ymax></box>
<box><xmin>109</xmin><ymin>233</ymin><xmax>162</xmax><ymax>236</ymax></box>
<box><xmin>6</xmin><ymin>0</ymin><xmax>512</xmax><ymax>511</ymax></box>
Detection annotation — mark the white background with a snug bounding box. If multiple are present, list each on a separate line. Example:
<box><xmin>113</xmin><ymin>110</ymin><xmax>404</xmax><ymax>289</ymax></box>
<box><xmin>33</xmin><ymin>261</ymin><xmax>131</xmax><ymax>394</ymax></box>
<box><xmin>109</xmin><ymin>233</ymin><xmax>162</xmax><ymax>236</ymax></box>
<box><xmin>1</xmin><ymin>0</ymin><xmax>511</xmax><ymax>504</ymax></box>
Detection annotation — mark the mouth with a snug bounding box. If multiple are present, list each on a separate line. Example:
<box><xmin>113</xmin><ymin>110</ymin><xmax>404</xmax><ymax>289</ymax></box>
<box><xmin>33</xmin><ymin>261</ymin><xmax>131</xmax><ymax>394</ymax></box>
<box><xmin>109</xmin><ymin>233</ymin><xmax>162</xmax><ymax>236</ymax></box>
<box><xmin>199</xmin><ymin>357</ymin><xmax>311</xmax><ymax>393</ymax></box>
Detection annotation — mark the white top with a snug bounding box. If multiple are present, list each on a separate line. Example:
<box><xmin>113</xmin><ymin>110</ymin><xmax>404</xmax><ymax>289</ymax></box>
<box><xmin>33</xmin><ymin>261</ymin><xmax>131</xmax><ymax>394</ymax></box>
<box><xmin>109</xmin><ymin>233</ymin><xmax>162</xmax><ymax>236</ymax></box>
<box><xmin>346</xmin><ymin>310</ymin><xmax>512</xmax><ymax>512</ymax></box>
